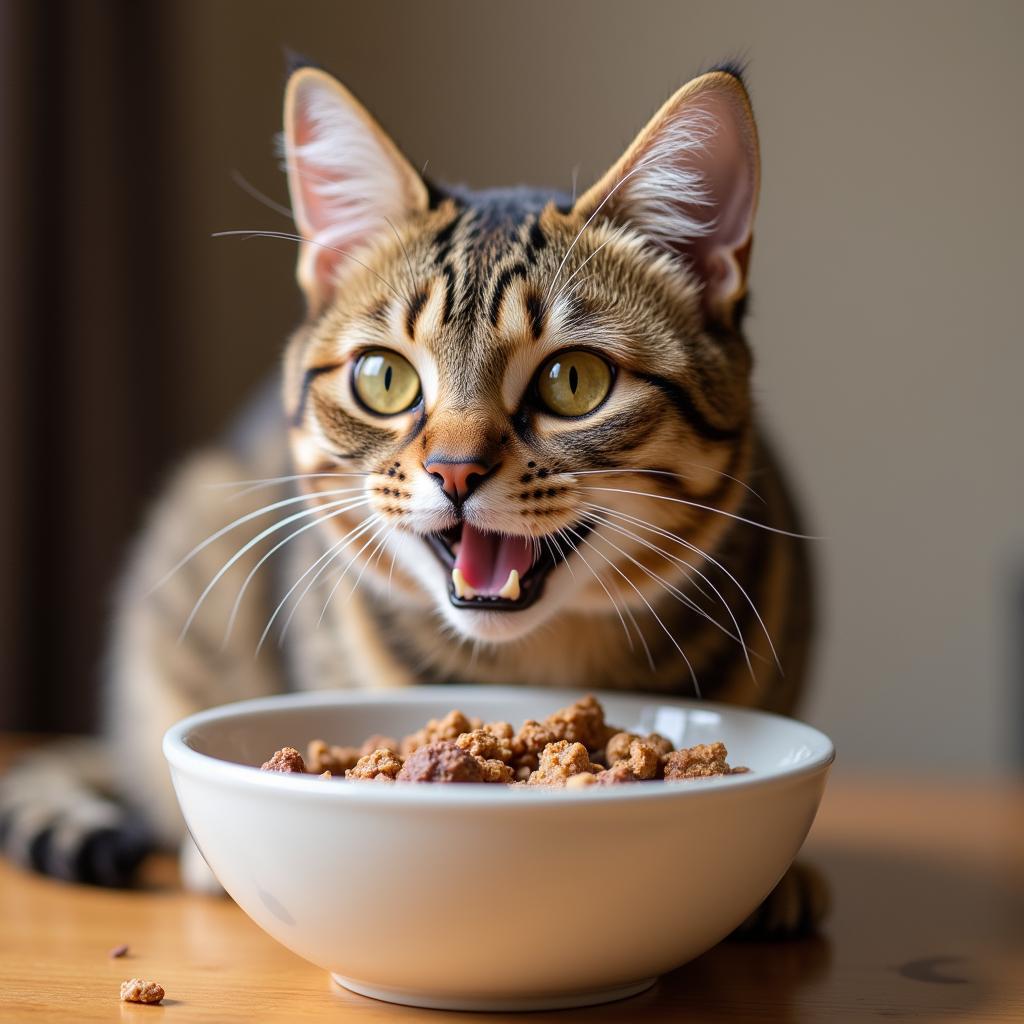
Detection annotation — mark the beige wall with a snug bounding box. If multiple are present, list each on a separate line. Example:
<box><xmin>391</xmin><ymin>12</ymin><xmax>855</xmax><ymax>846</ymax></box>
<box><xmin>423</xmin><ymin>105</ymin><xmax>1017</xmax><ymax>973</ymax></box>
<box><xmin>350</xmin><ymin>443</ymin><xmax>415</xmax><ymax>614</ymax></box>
<box><xmin>164</xmin><ymin>0</ymin><xmax>1024</xmax><ymax>775</ymax></box>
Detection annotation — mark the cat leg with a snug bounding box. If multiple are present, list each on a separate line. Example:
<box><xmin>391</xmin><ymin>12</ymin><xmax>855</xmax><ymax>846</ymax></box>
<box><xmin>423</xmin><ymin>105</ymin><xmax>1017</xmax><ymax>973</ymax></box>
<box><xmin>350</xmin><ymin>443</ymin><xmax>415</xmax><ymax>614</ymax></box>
<box><xmin>106</xmin><ymin>450</ymin><xmax>286</xmax><ymax>855</ymax></box>
<box><xmin>730</xmin><ymin>861</ymin><xmax>830</xmax><ymax>939</ymax></box>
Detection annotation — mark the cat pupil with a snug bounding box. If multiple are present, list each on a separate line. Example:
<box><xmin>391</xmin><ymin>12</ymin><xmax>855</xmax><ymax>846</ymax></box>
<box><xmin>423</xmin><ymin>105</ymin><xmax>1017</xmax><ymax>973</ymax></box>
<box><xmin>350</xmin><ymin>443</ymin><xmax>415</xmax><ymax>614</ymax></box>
<box><xmin>384</xmin><ymin>365</ymin><xmax>393</xmax><ymax>391</ymax></box>
<box><xmin>569</xmin><ymin>365</ymin><xmax>578</xmax><ymax>394</ymax></box>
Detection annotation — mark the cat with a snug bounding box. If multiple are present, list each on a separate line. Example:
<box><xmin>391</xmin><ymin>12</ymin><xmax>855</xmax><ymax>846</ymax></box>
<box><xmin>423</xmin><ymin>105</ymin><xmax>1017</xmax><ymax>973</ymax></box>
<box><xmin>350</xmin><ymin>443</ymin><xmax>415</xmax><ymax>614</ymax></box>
<box><xmin>1</xmin><ymin>60</ymin><xmax>820</xmax><ymax>933</ymax></box>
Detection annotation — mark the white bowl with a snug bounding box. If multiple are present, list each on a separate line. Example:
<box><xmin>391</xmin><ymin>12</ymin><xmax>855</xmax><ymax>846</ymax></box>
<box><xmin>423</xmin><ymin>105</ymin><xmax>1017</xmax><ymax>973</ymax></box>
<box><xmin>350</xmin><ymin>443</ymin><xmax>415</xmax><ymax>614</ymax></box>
<box><xmin>163</xmin><ymin>687</ymin><xmax>833</xmax><ymax>1012</ymax></box>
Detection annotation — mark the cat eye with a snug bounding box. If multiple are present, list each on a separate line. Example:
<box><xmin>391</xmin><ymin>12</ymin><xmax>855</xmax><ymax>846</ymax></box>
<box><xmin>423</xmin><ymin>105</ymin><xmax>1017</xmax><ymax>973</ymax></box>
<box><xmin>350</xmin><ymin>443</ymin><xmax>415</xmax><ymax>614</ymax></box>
<box><xmin>352</xmin><ymin>349</ymin><xmax>421</xmax><ymax>415</ymax></box>
<box><xmin>536</xmin><ymin>350</ymin><xmax>613</xmax><ymax>418</ymax></box>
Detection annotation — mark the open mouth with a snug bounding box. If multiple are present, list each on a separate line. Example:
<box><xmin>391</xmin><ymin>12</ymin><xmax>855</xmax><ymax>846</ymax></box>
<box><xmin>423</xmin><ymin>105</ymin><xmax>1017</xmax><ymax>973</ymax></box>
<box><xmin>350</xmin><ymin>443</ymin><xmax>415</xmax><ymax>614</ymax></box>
<box><xmin>425</xmin><ymin>522</ymin><xmax>589</xmax><ymax>611</ymax></box>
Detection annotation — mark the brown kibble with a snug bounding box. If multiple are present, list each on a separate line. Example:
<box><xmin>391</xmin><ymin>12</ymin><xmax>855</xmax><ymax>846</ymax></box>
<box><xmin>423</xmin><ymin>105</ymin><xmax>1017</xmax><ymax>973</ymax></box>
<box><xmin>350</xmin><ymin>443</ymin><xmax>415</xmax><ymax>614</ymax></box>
<box><xmin>306</xmin><ymin>739</ymin><xmax>361</xmax><ymax>775</ymax></box>
<box><xmin>260</xmin><ymin>747</ymin><xmax>306</xmax><ymax>773</ymax></box>
<box><xmin>605</xmin><ymin>731</ymin><xmax>637</xmax><ymax>765</ymax></box>
<box><xmin>400</xmin><ymin>710</ymin><xmax>475</xmax><ymax>755</ymax></box>
<box><xmin>119</xmin><ymin>979</ymin><xmax>164</xmax><ymax>1004</ymax></box>
<box><xmin>527</xmin><ymin>740</ymin><xmax>594</xmax><ymax>786</ymax></box>
<box><xmin>565</xmin><ymin>772</ymin><xmax>597</xmax><ymax>789</ymax></box>
<box><xmin>108</xmin><ymin>944</ymin><xmax>129</xmax><ymax>959</ymax></box>
<box><xmin>626</xmin><ymin>739</ymin><xmax>661</xmax><ymax>780</ymax></box>
<box><xmin>345</xmin><ymin>748</ymin><xmax>404</xmax><ymax>781</ymax></box>
<box><xmin>663</xmin><ymin>742</ymin><xmax>734</xmax><ymax>780</ymax></box>
<box><xmin>544</xmin><ymin>695</ymin><xmax>608</xmax><ymax>750</ymax></box>
<box><xmin>455</xmin><ymin>728</ymin><xmax>513</xmax><ymax>764</ymax></box>
<box><xmin>485</xmin><ymin>720</ymin><xmax>515</xmax><ymax>742</ymax></box>
<box><xmin>645</xmin><ymin>733</ymin><xmax>674</xmax><ymax>757</ymax></box>
<box><xmin>595</xmin><ymin>761</ymin><xmax>640</xmax><ymax>785</ymax></box>
<box><xmin>606</xmin><ymin>731</ymin><xmax>673</xmax><ymax>765</ymax></box>
<box><xmin>475</xmin><ymin>757</ymin><xmax>515</xmax><ymax>783</ymax></box>
<box><xmin>397</xmin><ymin>740</ymin><xmax>484</xmax><ymax>783</ymax></box>
<box><xmin>512</xmin><ymin>719</ymin><xmax>559</xmax><ymax>771</ymax></box>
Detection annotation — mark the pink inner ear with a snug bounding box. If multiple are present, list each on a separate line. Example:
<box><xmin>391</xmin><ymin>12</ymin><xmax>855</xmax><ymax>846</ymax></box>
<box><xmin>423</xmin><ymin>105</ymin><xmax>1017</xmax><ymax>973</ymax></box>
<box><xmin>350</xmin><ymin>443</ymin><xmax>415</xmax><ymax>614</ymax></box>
<box><xmin>686</xmin><ymin>89</ymin><xmax>758</xmax><ymax>308</ymax></box>
<box><xmin>289</xmin><ymin>90</ymin><xmax>372</xmax><ymax>300</ymax></box>
<box><xmin>285</xmin><ymin>72</ymin><xmax>425</xmax><ymax>310</ymax></box>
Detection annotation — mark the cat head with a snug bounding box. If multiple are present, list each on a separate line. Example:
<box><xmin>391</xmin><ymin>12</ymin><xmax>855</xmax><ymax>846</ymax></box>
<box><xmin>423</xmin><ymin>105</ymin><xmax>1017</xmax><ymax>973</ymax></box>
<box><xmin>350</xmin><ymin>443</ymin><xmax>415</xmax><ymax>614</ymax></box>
<box><xmin>280</xmin><ymin>65</ymin><xmax>759</xmax><ymax>644</ymax></box>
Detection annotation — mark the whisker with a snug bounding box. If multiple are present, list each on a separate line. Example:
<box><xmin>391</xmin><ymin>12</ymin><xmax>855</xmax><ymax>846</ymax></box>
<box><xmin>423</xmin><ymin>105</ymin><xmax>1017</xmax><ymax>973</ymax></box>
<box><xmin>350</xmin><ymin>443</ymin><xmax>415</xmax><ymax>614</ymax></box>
<box><xmin>581</xmin><ymin>509</ymin><xmax>727</xmax><ymax>623</ymax></box>
<box><xmin>315</xmin><ymin>521</ymin><xmax>390</xmax><ymax>626</ymax></box>
<box><xmin>620</xmin><ymin>600</ymin><xmax>654</xmax><ymax>671</ymax></box>
<box><xmin>387</xmin><ymin>532</ymin><xmax>401</xmax><ymax>598</ymax></box>
<box><xmin>351</xmin><ymin>523</ymin><xmax>395</xmax><ymax>605</ymax></box>
<box><xmin>176</xmin><ymin>494</ymin><xmax>364</xmax><ymax>644</ymax></box>
<box><xmin>580</xmin><ymin>508</ymin><xmax>757</xmax><ymax>679</ymax></box>
<box><xmin>579</xmin><ymin>510</ymin><xmax>744</xmax><ymax>649</ymax></box>
<box><xmin>585</xmin><ymin>501</ymin><xmax>780</xmax><ymax>673</ymax></box>
<box><xmin>221</xmin><ymin>497</ymin><xmax>370</xmax><ymax>647</ymax></box>
<box><xmin>230</xmin><ymin>169</ymin><xmax>293</xmax><ymax>219</ymax></box>
<box><xmin>583</xmin><ymin>503</ymin><xmax>768</xmax><ymax>678</ymax></box>
<box><xmin>579</xmin><ymin>505</ymin><xmax>715</xmax><ymax>605</ymax></box>
<box><xmin>212</xmin><ymin>229</ymin><xmax>403</xmax><ymax>301</ymax></box>
<box><xmin>383</xmin><ymin>215</ymin><xmax>417</xmax><ymax>291</ymax></box>
<box><xmin>208</xmin><ymin>473</ymin><xmax>369</xmax><ymax>499</ymax></box>
<box><xmin>257</xmin><ymin>513</ymin><xmax>381</xmax><ymax>654</ymax></box>
<box><xmin>545</xmin><ymin>162</ymin><xmax>647</xmax><ymax>304</ymax></box>
<box><xmin>549</xmin><ymin>232</ymin><xmax>618</xmax><ymax>310</ymax></box>
<box><xmin>150</xmin><ymin>486</ymin><xmax>361</xmax><ymax>594</ymax></box>
<box><xmin>580</xmin><ymin>485</ymin><xmax>818</xmax><ymax>539</ymax></box>
<box><xmin>564</xmin><ymin>525</ymin><xmax>699</xmax><ymax>696</ymax></box>
<box><xmin>543</xmin><ymin>532</ymin><xmax>574</xmax><ymax>580</ymax></box>
<box><xmin>554</xmin><ymin>527</ymin><xmax>638</xmax><ymax>658</ymax></box>
<box><xmin>572</xmin><ymin>466</ymin><xmax>765</xmax><ymax>505</ymax></box>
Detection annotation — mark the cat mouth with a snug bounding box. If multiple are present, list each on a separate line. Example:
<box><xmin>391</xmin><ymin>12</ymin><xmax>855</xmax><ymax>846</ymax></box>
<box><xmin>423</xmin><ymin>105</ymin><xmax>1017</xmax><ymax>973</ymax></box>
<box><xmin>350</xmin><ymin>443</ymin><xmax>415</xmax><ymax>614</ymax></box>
<box><xmin>424</xmin><ymin>522</ymin><xmax>589</xmax><ymax>611</ymax></box>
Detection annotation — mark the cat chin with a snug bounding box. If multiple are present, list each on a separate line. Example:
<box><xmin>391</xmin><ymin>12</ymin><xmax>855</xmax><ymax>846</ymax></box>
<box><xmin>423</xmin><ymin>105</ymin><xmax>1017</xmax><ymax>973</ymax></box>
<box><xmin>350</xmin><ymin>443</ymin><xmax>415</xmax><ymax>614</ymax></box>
<box><xmin>434</xmin><ymin>598</ymin><xmax>556</xmax><ymax>644</ymax></box>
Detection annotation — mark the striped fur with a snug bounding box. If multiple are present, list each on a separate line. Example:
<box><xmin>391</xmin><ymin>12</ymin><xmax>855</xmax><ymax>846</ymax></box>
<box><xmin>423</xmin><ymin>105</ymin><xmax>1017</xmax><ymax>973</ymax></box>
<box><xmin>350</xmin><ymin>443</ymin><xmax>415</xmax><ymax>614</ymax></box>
<box><xmin>1</xmin><ymin>67</ymin><xmax>814</xmax><ymax>906</ymax></box>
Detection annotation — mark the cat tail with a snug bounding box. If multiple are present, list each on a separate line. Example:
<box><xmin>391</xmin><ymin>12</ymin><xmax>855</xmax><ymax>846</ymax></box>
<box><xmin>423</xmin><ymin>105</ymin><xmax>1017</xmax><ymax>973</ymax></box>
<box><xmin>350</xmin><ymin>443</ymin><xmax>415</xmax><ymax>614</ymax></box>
<box><xmin>0</xmin><ymin>738</ymin><xmax>154</xmax><ymax>886</ymax></box>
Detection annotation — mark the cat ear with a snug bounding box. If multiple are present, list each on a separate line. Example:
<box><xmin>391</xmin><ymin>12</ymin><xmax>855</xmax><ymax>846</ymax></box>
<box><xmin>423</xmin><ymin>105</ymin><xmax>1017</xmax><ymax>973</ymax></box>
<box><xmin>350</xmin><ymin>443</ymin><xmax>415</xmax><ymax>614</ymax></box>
<box><xmin>283</xmin><ymin>67</ymin><xmax>428</xmax><ymax>312</ymax></box>
<box><xmin>575</xmin><ymin>70</ymin><xmax>760</xmax><ymax>327</ymax></box>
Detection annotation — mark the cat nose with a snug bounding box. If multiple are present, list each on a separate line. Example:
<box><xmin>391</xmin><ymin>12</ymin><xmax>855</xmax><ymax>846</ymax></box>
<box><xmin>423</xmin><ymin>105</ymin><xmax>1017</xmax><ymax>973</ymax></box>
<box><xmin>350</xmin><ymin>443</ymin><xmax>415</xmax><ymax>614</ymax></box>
<box><xmin>424</xmin><ymin>458</ymin><xmax>491</xmax><ymax>505</ymax></box>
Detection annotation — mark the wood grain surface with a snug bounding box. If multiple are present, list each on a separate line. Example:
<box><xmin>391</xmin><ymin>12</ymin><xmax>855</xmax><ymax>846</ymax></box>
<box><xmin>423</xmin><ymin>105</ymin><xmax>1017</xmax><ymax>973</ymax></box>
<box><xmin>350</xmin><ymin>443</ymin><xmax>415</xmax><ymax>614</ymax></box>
<box><xmin>1</xmin><ymin>737</ymin><xmax>1022</xmax><ymax>1022</ymax></box>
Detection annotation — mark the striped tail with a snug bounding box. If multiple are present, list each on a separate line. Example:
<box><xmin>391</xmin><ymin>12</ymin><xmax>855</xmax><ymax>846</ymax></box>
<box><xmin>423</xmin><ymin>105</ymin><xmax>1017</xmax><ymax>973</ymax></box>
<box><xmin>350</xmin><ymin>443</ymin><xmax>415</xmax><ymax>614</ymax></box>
<box><xmin>0</xmin><ymin>738</ymin><xmax>154</xmax><ymax>886</ymax></box>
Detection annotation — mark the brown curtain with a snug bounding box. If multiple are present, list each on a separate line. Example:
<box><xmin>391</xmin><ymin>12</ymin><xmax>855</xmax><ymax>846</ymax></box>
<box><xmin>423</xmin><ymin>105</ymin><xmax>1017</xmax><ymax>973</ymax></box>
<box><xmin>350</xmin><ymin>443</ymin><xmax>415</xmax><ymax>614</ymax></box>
<box><xmin>1</xmin><ymin>1</ymin><xmax>184</xmax><ymax>732</ymax></box>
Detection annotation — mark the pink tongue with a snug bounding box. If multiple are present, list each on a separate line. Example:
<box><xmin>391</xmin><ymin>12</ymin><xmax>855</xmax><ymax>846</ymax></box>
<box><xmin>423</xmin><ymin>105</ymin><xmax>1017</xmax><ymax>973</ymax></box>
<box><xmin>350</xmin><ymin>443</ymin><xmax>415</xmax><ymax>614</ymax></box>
<box><xmin>455</xmin><ymin>524</ymin><xmax>535</xmax><ymax>594</ymax></box>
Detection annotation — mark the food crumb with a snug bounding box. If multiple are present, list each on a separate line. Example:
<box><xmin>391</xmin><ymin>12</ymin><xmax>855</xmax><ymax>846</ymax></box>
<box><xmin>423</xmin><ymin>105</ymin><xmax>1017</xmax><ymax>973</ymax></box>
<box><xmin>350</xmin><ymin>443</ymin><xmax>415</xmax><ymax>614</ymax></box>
<box><xmin>396</xmin><ymin>740</ymin><xmax>484</xmax><ymax>783</ymax></box>
<box><xmin>260</xmin><ymin>747</ymin><xmax>306</xmax><ymax>773</ymax></box>
<box><xmin>565</xmin><ymin>772</ymin><xmax>597</xmax><ymax>789</ymax></box>
<box><xmin>119</xmin><ymin>979</ymin><xmax>164</xmax><ymax>1004</ymax></box>
<box><xmin>526</xmin><ymin>740</ymin><xmax>594</xmax><ymax>786</ymax></box>
<box><xmin>663</xmin><ymin>741</ymin><xmax>735</xmax><ymax>780</ymax></box>
<box><xmin>108</xmin><ymin>944</ymin><xmax>129</xmax><ymax>959</ymax></box>
<box><xmin>306</xmin><ymin>739</ymin><xmax>360</xmax><ymax>774</ymax></box>
<box><xmin>345</xmin><ymin>748</ymin><xmax>404</xmax><ymax>781</ymax></box>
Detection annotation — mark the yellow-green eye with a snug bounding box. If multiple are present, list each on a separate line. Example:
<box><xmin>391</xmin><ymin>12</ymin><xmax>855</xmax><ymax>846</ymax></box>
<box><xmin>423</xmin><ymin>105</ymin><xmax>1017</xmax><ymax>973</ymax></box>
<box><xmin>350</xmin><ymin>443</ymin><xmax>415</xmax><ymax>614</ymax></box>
<box><xmin>536</xmin><ymin>350</ymin><xmax>613</xmax><ymax>417</ymax></box>
<box><xmin>353</xmin><ymin>349</ymin><xmax>421</xmax><ymax>415</ymax></box>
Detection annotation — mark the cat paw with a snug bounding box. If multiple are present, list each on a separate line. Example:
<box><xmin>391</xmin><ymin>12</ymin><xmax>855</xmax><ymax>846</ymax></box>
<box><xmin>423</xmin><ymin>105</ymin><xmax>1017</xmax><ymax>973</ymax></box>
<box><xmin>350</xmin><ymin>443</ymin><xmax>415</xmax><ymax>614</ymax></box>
<box><xmin>179</xmin><ymin>835</ymin><xmax>225</xmax><ymax>896</ymax></box>
<box><xmin>730</xmin><ymin>861</ymin><xmax>829</xmax><ymax>939</ymax></box>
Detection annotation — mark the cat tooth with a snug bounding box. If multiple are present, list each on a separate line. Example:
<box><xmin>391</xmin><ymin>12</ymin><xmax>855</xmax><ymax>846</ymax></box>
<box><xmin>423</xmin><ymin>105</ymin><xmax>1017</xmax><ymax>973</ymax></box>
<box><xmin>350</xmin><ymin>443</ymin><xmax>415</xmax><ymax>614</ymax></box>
<box><xmin>498</xmin><ymin>569</ymin><xmax>521</xmax><ymax>601</ymax></box>
<box><xmin>451</xmin><ymin>567</ymin><xmax>478</xmax><ymax>600</ymax></box>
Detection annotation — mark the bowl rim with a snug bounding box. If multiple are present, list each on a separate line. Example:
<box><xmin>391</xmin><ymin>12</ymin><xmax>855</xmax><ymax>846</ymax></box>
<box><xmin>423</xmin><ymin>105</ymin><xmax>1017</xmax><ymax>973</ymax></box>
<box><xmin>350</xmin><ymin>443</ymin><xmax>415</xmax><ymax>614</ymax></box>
<box><xmin>163</xmin><ymin>686</ymin><xmax>835</xmax><ymax>807</ymax></box>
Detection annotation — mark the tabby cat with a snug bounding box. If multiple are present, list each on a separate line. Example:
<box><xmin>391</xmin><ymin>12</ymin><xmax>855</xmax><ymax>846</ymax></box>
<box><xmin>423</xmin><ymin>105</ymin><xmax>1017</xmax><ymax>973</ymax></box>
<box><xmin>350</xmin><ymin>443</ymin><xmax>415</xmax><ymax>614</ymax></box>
<box><xmin>1</xmin><ymin>61</ymin><xmax>818</xmax><ymax>933</ymax></box>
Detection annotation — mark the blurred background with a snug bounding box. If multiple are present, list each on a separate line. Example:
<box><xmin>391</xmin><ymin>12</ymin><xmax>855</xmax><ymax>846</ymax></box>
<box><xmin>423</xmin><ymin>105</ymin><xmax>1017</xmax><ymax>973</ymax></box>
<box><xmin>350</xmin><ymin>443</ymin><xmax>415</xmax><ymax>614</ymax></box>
<box><xmin>2</xmin><ymin>0</ymin><xmax>1021</xmax><ymax>776</ymax></box>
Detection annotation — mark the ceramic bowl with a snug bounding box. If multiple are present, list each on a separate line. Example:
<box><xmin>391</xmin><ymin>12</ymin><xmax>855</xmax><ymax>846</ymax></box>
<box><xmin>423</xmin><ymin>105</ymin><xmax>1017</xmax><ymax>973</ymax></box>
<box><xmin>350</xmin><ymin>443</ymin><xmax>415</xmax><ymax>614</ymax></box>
<box><xmin>163</xmin><ymin>687</ymin><xmax>833</xmax><ymax>1011</ymax></box>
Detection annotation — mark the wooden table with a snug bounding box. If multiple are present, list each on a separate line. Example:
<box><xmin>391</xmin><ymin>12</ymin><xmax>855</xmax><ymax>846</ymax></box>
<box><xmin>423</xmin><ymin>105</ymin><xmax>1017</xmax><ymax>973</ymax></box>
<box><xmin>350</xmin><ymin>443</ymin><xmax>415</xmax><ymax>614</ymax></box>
<box><xmin>2</xmin><ymin>744</ymin><xmax>1022</xmax><ymax>1022</ymax></box>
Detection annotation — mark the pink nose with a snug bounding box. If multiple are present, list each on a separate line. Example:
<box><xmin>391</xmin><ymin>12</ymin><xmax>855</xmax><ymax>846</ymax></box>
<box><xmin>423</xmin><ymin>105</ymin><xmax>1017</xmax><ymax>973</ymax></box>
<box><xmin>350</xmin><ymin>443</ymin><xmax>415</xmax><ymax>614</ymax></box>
<box><xmin>424</xmin><ymin>459</ymin><xmax>490</xmax><ymax>504</ymax></box>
